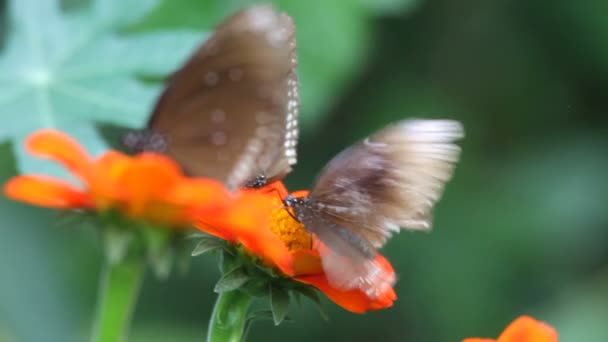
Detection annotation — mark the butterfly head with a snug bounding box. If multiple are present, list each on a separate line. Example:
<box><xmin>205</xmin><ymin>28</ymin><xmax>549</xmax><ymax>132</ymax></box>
<box><xmin>282</xmin><ymin>193</ymin><xmax>310</xmax><ymax>222</ymax></box>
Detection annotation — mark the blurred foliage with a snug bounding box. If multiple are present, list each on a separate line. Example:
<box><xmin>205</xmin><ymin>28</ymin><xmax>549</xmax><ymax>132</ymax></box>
<box><xmin>0</xmin><ymin>0</ymin><xmax>201</xmax><ymax>179</ymax></box>
<box><xmin>1</xmin><ymin>0</ymin><xmax>608</xmax><ymax>341</ymax></box>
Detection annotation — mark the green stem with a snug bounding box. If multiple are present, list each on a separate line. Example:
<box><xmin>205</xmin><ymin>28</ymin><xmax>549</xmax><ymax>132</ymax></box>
<box><xmin>91</xmin><ymin>258</ymin><xmax>145</xmax><ymax>342</ymax></box>
<box><xmin>206</xmin><ymin>290</ymin><xmax>253</xmax><ymax>342</ymax></box>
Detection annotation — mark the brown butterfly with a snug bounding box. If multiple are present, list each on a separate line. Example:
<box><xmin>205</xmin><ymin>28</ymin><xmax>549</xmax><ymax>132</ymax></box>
<box><xmin>123</xmin><ymin>4</ymin><xmax>464</xmax><ymax>297</ymax></box>
<box><xmin>124</xmin><ymin>5</ymin><xmax>299</xmax><ymax>191</ymax></box>
<box><xmin>284</xmin><ymin>119</ymin><xmax>464</xmax><ymax>297</ymax></box>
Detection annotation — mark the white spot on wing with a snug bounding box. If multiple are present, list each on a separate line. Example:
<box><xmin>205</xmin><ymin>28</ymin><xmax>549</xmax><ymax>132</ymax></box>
<box><xmin>204</xmin><ymin>71</ymin><xmax>219</xmax><ymax>86</ymax></box>
<box><xmin>210</xmin><ymin>131</ymin><xmax>227</xmax><ymax>146</ymax></box>
<box><xmin>229</xmin><ymin>68</ymin><xmax>243</xmax><ymax>81</ymax></box>
<box><xmin>210</xmin><ymin>109</ymin><xmax>226</xmax><ymax>123</ymax></box>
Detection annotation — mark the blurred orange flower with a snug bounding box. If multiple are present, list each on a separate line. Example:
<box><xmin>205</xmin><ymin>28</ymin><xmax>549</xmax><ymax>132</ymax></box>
<box><xmin>196</xmin><ymin>181</ymin><xmax>397</xmax><ymax>313</ymax></box>
<box><xmin>463</xmin><ymin>316</ymin><xmax>558</xmax><ymax>342</ymax></box>
<box><xmin>3</xmin><ymin>129</ymin><xmax>271</xmax><ymax>227</ymax></box>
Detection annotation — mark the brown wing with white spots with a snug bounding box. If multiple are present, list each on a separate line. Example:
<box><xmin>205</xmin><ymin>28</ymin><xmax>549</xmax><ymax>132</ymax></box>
<box><xmin>304</xmin><ymin>119</ymin><xmax>463</xmax><ymax>294</ymax></box>
<box><xmin>147</xmin><ymin>5</ymin><xmax>299</xmax><ymax>190</ymax></box>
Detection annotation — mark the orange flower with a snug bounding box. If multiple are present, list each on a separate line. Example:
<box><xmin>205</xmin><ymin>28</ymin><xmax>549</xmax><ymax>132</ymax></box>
<box><xmin>463</xmin><ymin>316</ymin><xmax>558</xmax><ymax>342</ymax></box>
<box><xmin>3</xmin><ymin>129</ymin><xmax>271</xmax><ymax>228</ymax></box>
<box><xmin>196</xmin><ymin>181</ymin><xmax>397</xmax><ymax>313</ymax></box>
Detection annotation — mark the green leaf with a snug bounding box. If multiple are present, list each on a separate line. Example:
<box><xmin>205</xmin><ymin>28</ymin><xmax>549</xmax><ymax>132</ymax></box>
<box><xmin>0</xmin><ymin>0</ymin><xmax>202</xmax><ymax>179</ymax></box>
<box><xmin>239</xmin><ymin>277</ymin><xmax>269</xmax><ymax>298</ymax></box>
<box><xmin>292</xmin><ymin>291</ymin><xmax>302</xmax><ymax>308</ymax></box>
<box><xmin>149</xmin><ymin>249</ymin><xmax>173</xmax><ymax>279</ymax></box>
<box><xmin>191</xmin><ymin>237</ymin><xmax>225</xmax><ymax>256</ymax></box>
<box><xmin>245</xmin><ymin>309</ymin><xmax>292</xmax><ymax>326</ymax></box>
<box><xmin>243</xmin><ymin>309</ymin><xmax>287</xmax><ymax>341</ymax></box>
<box><xmin>269</xmin><ymin>286</ymin><xmax>290</xmax><ymax>326</ymax></box>
<box><xmin>53</xmin><ymin>210</ymin><xmax>96</xmax><ymax>229</ymax></box>
<box><xmin>102</xmin><ymin>226</ymin><xmax>134</xmax><ymax>265</ymax></box>
<box><xmin>246</xmin><ymin>309</ymin><xmax>274</xmax><ymax>322</ymax></box>
<box><xmin>185</xmin><ymin>231</ymin><xmax>209</xmax><ymax>239</ymax></box>
<box><xmin>218</xmin><ymin>249</ymin><xmax>238</xmax><ymax>273</ymax></box>
<box><xmin>297</xmin><ymin>286</ymin><xmax>329</xmax><ymax>321</ymax></box>
<box><xmin>214</xmin><ymin>268</ymin><xmax>249</xmax><ymax>293</ymax></box>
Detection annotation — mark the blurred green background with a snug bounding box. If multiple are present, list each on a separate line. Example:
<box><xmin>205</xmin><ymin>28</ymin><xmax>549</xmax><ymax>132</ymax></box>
<box><xmin>1</xmin><ymin>0</ymin><xmax>608</xmax><ymax>341</ymax></box>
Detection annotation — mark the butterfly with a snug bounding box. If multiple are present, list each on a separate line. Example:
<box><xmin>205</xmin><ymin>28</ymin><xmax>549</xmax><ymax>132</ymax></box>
<box><xmin>123</xmin><ymin>4</ymin><xmax>299</xmax><ymax>191</ymax></box>
<box><xmin>284</xmin><ymin>119</ymin><xmax>464</xmax><ymax>297</ymax></box>
<box><xmin>123</xmin><ymin>4</ymin><xmax>464</xmax><ymax>297</ymax></box>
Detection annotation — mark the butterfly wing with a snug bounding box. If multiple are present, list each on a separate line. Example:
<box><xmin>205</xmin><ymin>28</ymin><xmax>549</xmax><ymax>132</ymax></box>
<box><xmin>145</xmin><ymin>5</ymin><xmax>299</xmax><ymax>190</ymax></box>
<box><xmin>306</xmin><ymin>119</ymin><xmax>464</xmax><ymax>294</ymax></box>
<box><xmin>296</xmin><ymin>208</ymin><xmax>396</xmax><ymax>298</ymax></box>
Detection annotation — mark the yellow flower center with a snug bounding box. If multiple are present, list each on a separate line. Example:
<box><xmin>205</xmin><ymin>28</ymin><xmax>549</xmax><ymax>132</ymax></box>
<box><xmin>269</xmin><ymin>205</ymin><xmax>312</xmax><ymax>251</ymax></box>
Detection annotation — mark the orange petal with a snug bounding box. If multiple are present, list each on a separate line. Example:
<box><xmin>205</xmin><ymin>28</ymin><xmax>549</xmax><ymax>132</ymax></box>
<box><xmin>116</xmin><ymin>153</ymin><xmax>183</xmax><ymax>217</ymax></box>
<box><xmin>159</xmin><ymin>179</ymin><xmax>232</xmax><ymax>225</ymax></box>
<box><xmin>196</xmin><ymin>192</ymin><xmax>293</xmax><ymax>271</ymax></box>
<box><xmin>296</xmin><ymin>273</ymin><xmax>397</xmax><ymax>313</ymax></box>
<box><xmin>168</xmin><ymin>179</ymin><xmax>231</xmax><ymax>209</ymax></box>
<box><xmin>26</xmin><ymin>130</ymin><xmax>91</xmax><ymax>179</ymax></box>
<box><xmin>253</xmin><ymin>182</ymin><xmax>309</xmax><ymax>200</ymax></box>
<box><xmin>497</xmin><ymin>316</ymin><xmax>558</xmax><ymax>342</ymax></box>
<box><xmin>86</xmin><ymin>151</ymin><xmax>133</xmax><ymax>205</ymax></box>
<box><xmin>94</xmin><ymin>151</ymin><xmax>132</xmax><ymax>182</ymax></box>
<box><xmin>290</xmin><ymin>190</ymin><xmax>309</xmax><ymax>198</ymax></box>
<box><xmin>291</xmin><ymin>249</ymin><xmax>323</xmax><ymax>276</ymax></box>
<box><xmin>4</xmin><ymin>175</ymin><xmax>91</xmax><ymax>209</ymax></box>
<box><xmin>295</xmin><ymin>254</ymin><xmax>397</xmax><ymax>313</ymax></box>
<box><xmin>257</xmin><ymin>181</ymin><xmax>289</xmax><ymax>197</ymax></box>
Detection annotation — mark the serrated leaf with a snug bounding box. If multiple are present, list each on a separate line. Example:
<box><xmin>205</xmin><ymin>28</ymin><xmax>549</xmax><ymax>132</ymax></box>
<box><xmin>292</xmin><ymin>291</ymin><xmax>302</xmax><ymax>308</ymax></box>
<box><xmin>218</xmin><ymin>249</ymin><xmax>238</xmax><ymax>273</ymax></box>
<box><xmin>185</xmin><ymin>231</ymin><xmax>209</xmax><ymax>239</ymax></box>
<box><xmin>246</xmin><ymin>309</ymin><xmax>293</xmax><ymax>323</ymax></box>
<box><xmin>297</xmin><ymin>286</ymin><xmax>329</xmax><ymax>321</ymax></box>
<box><xmin>246</xmin><ymin>309</ymin><xmax>274</xmax><ymax>322</ymax></box>
<box><xmin>191</xmin><ymin>237</ymin><xmax>225</xmax><ymax>256</ymax></box>
<box><xmin>0</xmin><ymin>0</ymin><xmax>202</xmax><ymax>179</ymax></box>
<box><xmin>53</xmin><ymin>210</ymin><xmax>95</xmax><ymax>229</ymax></box>
<box><xmin>214</xmin><ymin>267</ymin><xmax>249</xmax><ymax>293</ymax></box>
<box><xmin>243</xmin><ymin>309</ymin><xmax>292</xmax><ymax>340</ymax></box>
<box><xmin>239</xmin><ymin>277</ymin><xmax>269</xmax><ymax>298</ymax></box>
<box><xmin>270</xmin><ymin>286</ymin><xmax>290</xmax><ymax>326</ymax></box>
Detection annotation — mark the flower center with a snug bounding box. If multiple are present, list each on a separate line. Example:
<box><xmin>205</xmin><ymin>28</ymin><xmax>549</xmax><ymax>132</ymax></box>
<box><xmin>268</xmin><ymin>204</ymin><xmax>312</xmax><ymax>251</ymax></box>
